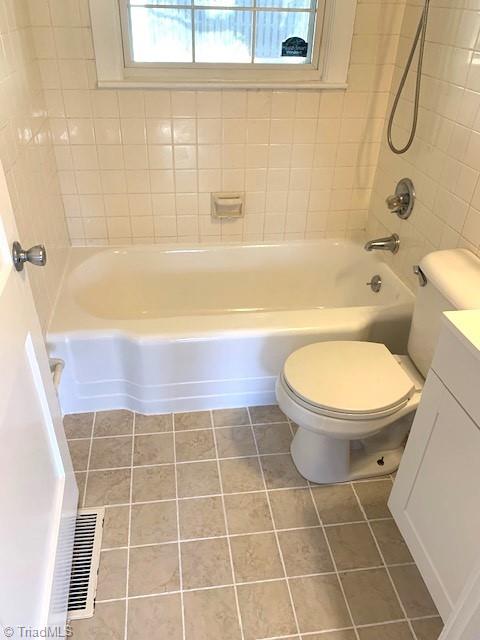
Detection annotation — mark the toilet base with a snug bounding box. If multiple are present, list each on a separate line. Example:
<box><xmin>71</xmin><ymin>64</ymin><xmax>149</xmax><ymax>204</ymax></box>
<box><xmin>290</xmin><ymin>426</ymin><xmax>405</xmax><ymax>484</ymax></box>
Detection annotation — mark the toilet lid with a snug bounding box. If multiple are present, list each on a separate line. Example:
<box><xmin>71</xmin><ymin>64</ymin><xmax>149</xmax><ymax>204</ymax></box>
<box><xmin>283</xmin><ymin>341</ymin><xmax>415</xmax><ymax>417</ymax></box>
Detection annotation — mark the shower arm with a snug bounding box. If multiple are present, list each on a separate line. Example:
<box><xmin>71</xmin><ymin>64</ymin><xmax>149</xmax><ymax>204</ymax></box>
<box><xmin>387</xmin><ymin>0</ymin><xmax>431</xmax><ymax>155</ymax></box>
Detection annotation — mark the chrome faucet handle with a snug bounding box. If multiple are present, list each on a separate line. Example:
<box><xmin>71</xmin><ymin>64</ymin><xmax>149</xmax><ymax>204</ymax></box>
<box><xmin>386</xmin><ymin>193</ymin><xmax>408</xmax><ymax>210</ymax></box>
<box><xmin>413</xmin><ymin>264</ymin><xmax>427</xmax><ymax>287</ymax></box>
<box><xmin>386</xmin><ymin>178</ymin><xmax>415</xmax><ymax>219</ymax></box>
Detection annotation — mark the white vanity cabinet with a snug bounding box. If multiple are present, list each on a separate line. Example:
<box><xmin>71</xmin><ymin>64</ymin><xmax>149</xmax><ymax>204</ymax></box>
<box><xmin>389</xmin><ymin>311</ymin><xmax>480</xmax><ymax>625</ymax></box>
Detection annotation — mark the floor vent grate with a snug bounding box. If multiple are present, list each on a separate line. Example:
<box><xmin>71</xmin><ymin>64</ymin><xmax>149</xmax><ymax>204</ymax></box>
<box><xmin>67</xmin><ymin>507</ymin><xmax>104</xmax><ymax>620</ymax></box>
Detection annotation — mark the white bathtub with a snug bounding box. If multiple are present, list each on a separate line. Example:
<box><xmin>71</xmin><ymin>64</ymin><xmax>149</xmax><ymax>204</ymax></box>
<box><xmin>48</xmin><ymin>240</ymin><xmax>414</xmax><ymax>414</ymax></box>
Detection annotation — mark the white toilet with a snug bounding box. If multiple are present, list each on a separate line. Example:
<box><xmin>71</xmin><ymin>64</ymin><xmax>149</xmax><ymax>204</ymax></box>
<box><xmin>276</xmin><ymin>249</ymin><xmax>480</xmax><ymax>484</ymax></box>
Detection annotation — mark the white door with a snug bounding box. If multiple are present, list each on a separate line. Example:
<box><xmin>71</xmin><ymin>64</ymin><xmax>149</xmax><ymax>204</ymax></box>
<box><xmin>0</xmin><ymin>165</ymin><xmax>78</xmax><ymax>632</ymax></box>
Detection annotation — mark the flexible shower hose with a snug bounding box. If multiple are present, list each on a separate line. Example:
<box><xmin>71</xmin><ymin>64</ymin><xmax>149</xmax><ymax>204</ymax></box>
<box><xmin>387</xmin><ymin>0</ymin><xmax>431</xmax><ymax>155</ymax></box>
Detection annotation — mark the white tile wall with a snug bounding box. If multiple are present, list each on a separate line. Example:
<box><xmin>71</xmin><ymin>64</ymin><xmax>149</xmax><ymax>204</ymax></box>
<box><xmin>368</xmin><ymin>0</ymin><xmax>480</xmax><ymax>289</ymax></box>
<box><xmin>32</xmin><ymin>0</ymin><xmax>406</xmax><ymax>245</ymax></box>
<box><xmin>0</xmin><ymin>0</ymin><xmax>69</xmax><ymax>329</ymax></box>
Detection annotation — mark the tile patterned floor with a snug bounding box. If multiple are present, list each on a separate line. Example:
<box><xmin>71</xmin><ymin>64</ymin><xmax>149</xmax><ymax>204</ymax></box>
<box><xmin>65</xmin><ymin>406</ymin><xmax>444</xmax><ymax>640</ymax></box>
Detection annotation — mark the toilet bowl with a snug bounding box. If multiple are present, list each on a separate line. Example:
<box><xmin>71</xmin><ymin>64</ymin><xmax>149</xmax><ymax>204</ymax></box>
<box><xmin>275</xmin><ymin>249</ymin><xmax>480</xmax><ymax>484</ymax></box>
<box><xmin>276</xmin><ymin>341</ymin><xmax>423</xmax><ymax>483</ymax></box>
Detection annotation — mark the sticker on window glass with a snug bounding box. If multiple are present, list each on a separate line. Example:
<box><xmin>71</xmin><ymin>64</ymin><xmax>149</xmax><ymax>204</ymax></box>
<box><xmin>281</xmin><ymin>37</ymin><xmax>308</xmax><ymax>58</ymax></box>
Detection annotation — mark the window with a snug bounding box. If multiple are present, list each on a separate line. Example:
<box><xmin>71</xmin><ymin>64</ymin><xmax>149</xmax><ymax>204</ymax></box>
<box><xmin>90</xmin><ymin>0</ymin><xmax>357</xmax><ymax>88</ymax></box>
<box><xmin>123</xmin><ymin>0</ymin><xmax>319</xmax><ymax>66</ymax></box>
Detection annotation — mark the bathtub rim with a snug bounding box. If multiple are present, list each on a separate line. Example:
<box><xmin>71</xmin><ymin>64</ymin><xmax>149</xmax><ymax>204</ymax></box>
<box><xmin>48</xmin><ymin>239</ymin><xmax>415</xmax><ymax>339</ymax></box>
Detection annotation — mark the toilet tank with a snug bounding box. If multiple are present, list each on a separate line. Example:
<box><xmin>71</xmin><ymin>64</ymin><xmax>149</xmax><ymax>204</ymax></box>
<box><xmin>408</xmin><ymin>249</ymin><xmax>480</xmax><ymax>378</ymax></box>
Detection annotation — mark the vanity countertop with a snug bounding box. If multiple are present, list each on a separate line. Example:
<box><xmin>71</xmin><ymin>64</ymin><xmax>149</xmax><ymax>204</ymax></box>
<box><xmin>443</xmin><ymin>309</ymin><xmax>480</xmax><ymax>357</ymax></box>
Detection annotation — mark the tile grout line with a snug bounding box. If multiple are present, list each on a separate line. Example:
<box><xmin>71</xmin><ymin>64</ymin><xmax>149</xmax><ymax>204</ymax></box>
<box><xmin>102</xmin><ymin>527</ymin><xmax>417</xmax><ymax>549</ymax></box>
<box><xmin>80</xmin><ymin>449</ymin><xmax>307</xmax><ymax>473</ymax></box>
<box><xmin>123</xmin><ymin>412</ymin><xmax>135</xmax><ymax>640</ymax></box>
<box><xmin>172</xmin><ymin>413</ymin><xmax>187</xmax><ymax>640</ymax></box>
<box><xmin>350</xmin><ymin>482</ymin><xmax>420</xmax><ymax>640</ymax></box>
<box><xmin>247</xmin><ymin>407</ymin><xmax>302</xmax><ymax>638</ymax></box>
<box><xmin>66</xmin><ymin>418</ymin><xmax>291</xmax><ymax>440</ymax></box>
<box><xmin>81</xmin><ymin>412</ymin><xmax>96</xmax><ymax>508</ymax></box>
<box><xmin>99</xmin><ymin>546</ymin><xmax>415</xmax><ymax>577</ymax></box>
<box><xmin>95</xmin><ymin>566</ymin><xmax>425</xmax><ymax>597</ymax></box>
<box><xmin>290</xmin><ymin>418</ymin><xmax>361</xmax><ymax>640</ymax></box>
<box><xmin>209</xmin><ymin>409</ymin><xmax>246</xmax><ymax>640</ymax></box>
<box><xmin>82</xmin><ymin>484</ymin><xmax>401</xmax><ymax>513</ymax></box>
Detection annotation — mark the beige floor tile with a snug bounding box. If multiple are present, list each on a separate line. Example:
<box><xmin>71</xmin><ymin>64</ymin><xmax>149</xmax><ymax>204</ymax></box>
<box><xmin>175</xmin><ymin>429</ymin><xmax>216</xmax><ymax>462</ymax></box>
<box><xmin>75</xmin><ymin>473</ymin><xmax>86</xmax><ymax>506</ymax></box>
<box><xmin>237</xmin><ymin>580</ymin><xmax>297</xmax><ymax>640</ymax></box>
<box><xmin>89</xmin><ymin>436</ymin><xmax>132</xmax><ymax>470</ymax></box>
<box><xmin>215</xmin><ymin>426</ymin><xmax>257</xmax><ymax>458</ymax></box>
<box><xmin>70</xmin><ymin>600</ymin><xmax>125</xmax><ymax>639</ymax></box>
<box><xmin>135</xmin><ymin>413</ymin><xmax>173</xmax><ymax>434</ymax></box>
<box><xmin>290</xmin><ymin>574</ymin><xmax>351</xmax><ymax>633</ymax></box>
<box><xmin>96</xmin><ymin>549</ymin><xmax>128</xmax><ymax>601</ymax></box>
<box><xmin>179</xmin><ymin>496</ymin><xmax>226</xmax><ymax>539</ymax></box>
<box><xmin>269</xmin><ymin>488</ymin><xmax>320</xmax><ymax>529</ymax></box>
<box><xmin>370</xmin><ymin>519</ymin><xmax>413</xmax><ymax>565</ymax></box>
<box><xmin>303</xmin><ymin>632</ymin><xmax>356</xmax><ymax>640</ymax></box>
<box><xmin>94</xmin><ymin>410</ymin><xmax>134</xmax><ymax>437</ymax></box>
<box><xmin>219</xmin><ymin>457</ymin><xmax>265</xmax><ymax>493</ymax></box>
<box><xmin>249</xmin><ymin>404</ymin><xmax>286</xmax><ymax>423</ymax></box>
<box><xmin>354</xmin><ymin>480</ymin><xmax>393</xmax><ymax>519</ymax></box>
<box><xmin>230</xmin><ymin>532</ymin><xmax>284</xmax><ymax>582</ymax></box>
<box><xmin>254</xmin><ymin>423</ymin><xmax>293</xmax><ymax>454</ymax></box>
<box><xmin>340</xmin><ymin>568</ymin><xmax>403</xmax><ymax>625</ymax></box>
<box><xmin>184</xmin><ymin>587</ymin><xmax>242</xmax><ymax>640</ymax></box>
<box><xmin>174</xmin><ymin>410</ymin><xmax>212</xmax><ymax>431</ymax></box>
<box><xmin>261</xmin><ymin>454</ymin><xmax>308</xmax><ymax>489</ymax></box>
<box><xmin>357</xmin><ymin>622</ymin><xmax>414</xmax><ymax>640</ymax></box>
<box><xmin>224</xmin><ymin>491</ymin><xmax>273</xmax><ymax>534</ymax></box>
<box><xmin>411</xmin><ymin>618</ymin><xmax>444</xmax><ymax>640</ymax></box>
<box><xmin>85</xmin><ymin>469</ymin><xmax>131</xmax><ymax>506</ymax></box>
<box><xmin>181</xmin><ymin>538</ymin><xmax>233</xmax><ymax>589</ymax></box>
<box><xmin>389</xmin><ymin>565</ymin><xmax>438</xmax><ymax>618</ymax></box>
<box><xmin>68</xmin><ymin>439</ymin><xmax>90</xmax><ymax>471</ymax></box>
<box><xmin>177</xmin><ymin>460</ymin><xmax>221</xmax><ymax>497</ymax></box>
<box><xmin>132</xmin><ymin>465</ymin><xmax>176</xmax><ymax>502</ymax></box>
<box><xmin>130</xmin><ymin>501</ymin><xmax>178</xmax><ymax>545</ymax></box>
<box><xmin>133</xmin><ymin>433</ymin><xmax>174</xmax><ymax>466</ymax></box>
<box><xmin>127</xmin><ymin>593</ymin><xmax>182</xmax><ymax>640</ymax></box>
<box><xmin>326</xmin><ymin>523</ymin><xmax>382</xmax><ymax>570</ymax></box>
<box><xmin>311</xmin><ymin>484</ymin><xmax>364</xmax><ymax>524</ymax></box>
<box><xmin>278</xmin><ymin>527</ymin><xmax>334</xmax><ymax>576</ymax></box>
<box><xmin>102</xmin><ymin>506</ymin><xmax>129</xmax><ymax>549</ymax></box>
<box><xmin>213</xmin><ymin>407</ymin><xmax>250</xmax><ymax>427</ymax></box>
<box><xmin>64</xmin><ymin>412</ymin><xmax>94</xmax><ymax>439</ymax></box>
<box><xmin>129</xmin><ymin>543</ymin><xmax>180</xmax><ymax>596</ymax></box>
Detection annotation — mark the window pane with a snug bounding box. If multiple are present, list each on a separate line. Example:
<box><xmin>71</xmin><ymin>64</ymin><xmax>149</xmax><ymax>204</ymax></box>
<box><xmin>257</xmin><ymin>0</ymin><xmax>312</xmax><ymax>8</ymax></box>
<box><xmin>130</xmin><ymin>7</ymin><xmax>193</xmax><ymax>62</ymax></box>
<box><xmin>130</xmin><ymin>0</ymin><xmax>189</xmax><ymax>6</ymax></box>
<box><xmin>254</xmin><ymin>11</ymin><xmax>311</xmax><ymax>63</ymax></box>
<box><xmin>194</xmin><ymin>10</ymin><xmax>252</xmax><ymax>62</ymax></box>
<box><xmin>194</xmin><ymin>0</ymin><xmax>252</xmax><ymax>7</ymax></box>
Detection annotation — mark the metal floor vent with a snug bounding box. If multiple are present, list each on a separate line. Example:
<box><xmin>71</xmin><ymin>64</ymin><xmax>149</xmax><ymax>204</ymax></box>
<box><xmin>68</xmin><ymin>507</ymin><xmax>104</xmax><ymax>620</ymax></box>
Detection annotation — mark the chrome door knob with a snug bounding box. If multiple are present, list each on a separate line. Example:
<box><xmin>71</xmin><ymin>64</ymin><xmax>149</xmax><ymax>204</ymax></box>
<box><xmin>12</xmin><ymin>241</ymin><xmax>47</xmax><ymax>272</ymax></box>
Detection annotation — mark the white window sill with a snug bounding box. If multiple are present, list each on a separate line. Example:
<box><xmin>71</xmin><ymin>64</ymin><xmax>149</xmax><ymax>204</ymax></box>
<box><xmin>97</xmin><ymin>80</ymin><xmax>348</xmax><ymax>90</ymax></box>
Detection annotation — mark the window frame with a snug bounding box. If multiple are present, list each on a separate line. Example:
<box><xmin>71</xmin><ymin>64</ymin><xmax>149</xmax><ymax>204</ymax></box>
<box><xmin>90</xmin><ymin>0</ymin><xmax>357</xmax><ymax>89</ymax></box>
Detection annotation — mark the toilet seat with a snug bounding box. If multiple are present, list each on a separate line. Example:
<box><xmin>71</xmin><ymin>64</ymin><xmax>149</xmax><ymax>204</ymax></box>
<box><xmin>283</xmin><ymin>341</ymin><xmax>415</xmax><ymax>421</ymax></box>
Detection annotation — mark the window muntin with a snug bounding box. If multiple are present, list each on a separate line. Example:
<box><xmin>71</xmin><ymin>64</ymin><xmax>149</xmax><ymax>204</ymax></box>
<box><xmin>123</xmin><ymin>0</ymin><xmax>319</xmax><ymax>66</ymax></box>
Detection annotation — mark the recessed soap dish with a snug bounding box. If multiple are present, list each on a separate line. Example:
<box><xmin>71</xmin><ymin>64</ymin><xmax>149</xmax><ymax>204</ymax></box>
<box><xmin>211</xmin><ymin>192</ymin><xmax>244</xmax><ymax>219</ymax></box>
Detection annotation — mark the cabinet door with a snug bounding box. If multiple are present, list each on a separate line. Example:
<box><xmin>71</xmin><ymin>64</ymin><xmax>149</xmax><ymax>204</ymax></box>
<box><xmin>389</xmin><ymin>371</ymin><xmax>480</xmax><ymax>621</ymax></box>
